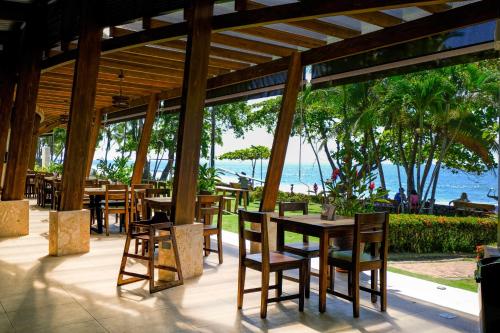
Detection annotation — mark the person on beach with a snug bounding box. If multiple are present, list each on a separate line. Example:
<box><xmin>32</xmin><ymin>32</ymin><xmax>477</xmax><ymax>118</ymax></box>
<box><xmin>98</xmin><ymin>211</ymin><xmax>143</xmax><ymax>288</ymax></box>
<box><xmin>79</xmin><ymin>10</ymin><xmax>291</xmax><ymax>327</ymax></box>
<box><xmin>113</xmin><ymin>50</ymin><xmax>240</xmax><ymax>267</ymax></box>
<box><xmin>449</xmin><ymin>192</ymin><xmax>470</xmax><ymax>205</ymax></box>
<box><xmin>237</xmin><ymin>172</ymin><xmax>250</xmax><ymax>205</ymax></box>
<box><xmin>394</xmin><ymin>188</ymin><xmax>407</xmax><ymax>205</ymax></box>
<box><xmin>409</xmin><ymin>190</ymin><xmax>419</xmax><ymax>213</ymax></box>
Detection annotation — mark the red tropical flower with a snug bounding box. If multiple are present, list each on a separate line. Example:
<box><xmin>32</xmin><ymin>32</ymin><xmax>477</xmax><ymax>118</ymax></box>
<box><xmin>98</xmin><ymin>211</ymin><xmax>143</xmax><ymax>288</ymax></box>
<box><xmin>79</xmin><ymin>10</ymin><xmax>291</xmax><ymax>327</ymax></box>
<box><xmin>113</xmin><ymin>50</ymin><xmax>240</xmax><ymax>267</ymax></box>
<box><xmin>332</xmin><ymin>168</ymin><xmax>340</xmax><ymax>181</ymax></box>
<box><xmin>369</xmin><ymin>182</ymin><xmax>375</xmax><ymax>191</ymax></box>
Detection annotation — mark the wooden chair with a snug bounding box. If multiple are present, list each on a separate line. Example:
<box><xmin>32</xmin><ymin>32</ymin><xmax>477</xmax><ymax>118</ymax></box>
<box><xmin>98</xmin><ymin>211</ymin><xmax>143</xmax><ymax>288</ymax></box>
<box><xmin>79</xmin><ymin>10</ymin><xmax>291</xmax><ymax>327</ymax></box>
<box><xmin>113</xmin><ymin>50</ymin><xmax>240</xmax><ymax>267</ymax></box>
<box><xmin>237</xmin><ymin>210</ymin><xmax>307</xmax><ymax>318</ymax></box>
<box><xmin>278</xmin><ymin>201</ymin><xmax>319</xmax><ymax>298</ymax></box>
<box><xmin>85</xmin><ymin>178</ymin><xmax>97</xmax><ymax>187</ymax></box>
<box><xmin>118</xmin><ymin>212</ymin><xmax>183</xmax><ymax>293</ymax></box>
<box><xmin>98</xmin><ymin>179</ymin><xmax>110</xmax><ymax>187</ymax></box>
<box><xmin>130</xmin><ymin>184</ymin><xmax>154</xmax><ymax>222</ymax></box>
<box><xmin>195</xmin><ymin>195</ymin><xmax>224</xmax><ymax>264</ymax></box>
<box><xmin>327</xmin><ymin>212</ymin><xmax>389</xmax><ymax>318</ymax></box>
<box><xmin>52</xmin><ymin>180</ymin><xmax>62</xmax><ymax>210</ymax></box>
<box><xmin>102</xmin><ymin>185</ymin><xmax>129</xmax><ymax>236</ymax></box>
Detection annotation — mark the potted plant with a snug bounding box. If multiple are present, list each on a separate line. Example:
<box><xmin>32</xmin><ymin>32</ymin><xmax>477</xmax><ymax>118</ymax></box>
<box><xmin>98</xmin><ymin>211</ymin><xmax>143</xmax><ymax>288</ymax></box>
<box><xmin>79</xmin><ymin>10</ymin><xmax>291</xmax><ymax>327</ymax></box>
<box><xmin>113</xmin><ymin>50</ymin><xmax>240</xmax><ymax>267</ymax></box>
<box><xmin>197</xmin><ymin>163</ymin><xmax>221</xmax><ymax>195</ymax></box>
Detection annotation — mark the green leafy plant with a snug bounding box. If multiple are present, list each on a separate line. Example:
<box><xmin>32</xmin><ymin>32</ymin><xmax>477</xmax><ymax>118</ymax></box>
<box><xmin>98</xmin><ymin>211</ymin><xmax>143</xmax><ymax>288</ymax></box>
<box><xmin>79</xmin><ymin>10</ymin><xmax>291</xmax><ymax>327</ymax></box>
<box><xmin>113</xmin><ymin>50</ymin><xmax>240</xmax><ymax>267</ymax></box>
<box><xmin>326</xmin><ymin>164</ymin><xmax>389</xmax><ymax>217</ymax></box>
<box><xmin>96</xmin><ymin>157</ymin><xmax>133</xmax><ymax>184</ymax></box>
<box><xmin>197</xmin><ymin>163</ymin><xmax>221</xmax><ymax>194</ymax></box>
<box><xmin>218</xmin><ymin>145</ymin><xmax>271</xmax><ymax>178</ymax></box>
<box><xmin>34</xmin><ymin>162</ymin><xmax>63</xmax><ymax>174</ymax></box>
<box><xmin>389</xmin><ymin>214</ymin><xmax>496</xmax><ymax>253</ymax></box>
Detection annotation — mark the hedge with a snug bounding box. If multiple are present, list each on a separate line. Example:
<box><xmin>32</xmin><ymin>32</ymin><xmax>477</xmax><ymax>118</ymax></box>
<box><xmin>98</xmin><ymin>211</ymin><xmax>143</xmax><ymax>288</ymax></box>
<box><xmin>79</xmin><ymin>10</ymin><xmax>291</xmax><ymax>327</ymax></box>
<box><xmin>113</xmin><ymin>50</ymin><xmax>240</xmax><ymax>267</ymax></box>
<box><xmin>389</xmin><ymin>214</ymin><xmax>497</xmax><ymax>253</ymax></box>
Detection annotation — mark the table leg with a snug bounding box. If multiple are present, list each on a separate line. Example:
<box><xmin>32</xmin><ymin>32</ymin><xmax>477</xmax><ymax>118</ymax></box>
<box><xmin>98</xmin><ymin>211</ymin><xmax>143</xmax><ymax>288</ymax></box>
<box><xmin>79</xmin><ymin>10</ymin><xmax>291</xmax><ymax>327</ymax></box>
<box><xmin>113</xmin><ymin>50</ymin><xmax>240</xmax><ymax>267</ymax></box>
<box><xmin>276</xmin><ymin>223</ymin><xmax>284</xmax><ymax>297</ymax></box>
<box><xmin>319</xmin><ymin>230</ymin><xmax>329</xmax><ymax>313</ymax></box>
<box><xmin>234</xmin><ymin>191</ymin><xmax>240</xmax><ymax>213</ymax></box>
<box><xmin>96</xmin><ymin>195</ymin><xmax>103</xmax><ymax>234</ymax></box>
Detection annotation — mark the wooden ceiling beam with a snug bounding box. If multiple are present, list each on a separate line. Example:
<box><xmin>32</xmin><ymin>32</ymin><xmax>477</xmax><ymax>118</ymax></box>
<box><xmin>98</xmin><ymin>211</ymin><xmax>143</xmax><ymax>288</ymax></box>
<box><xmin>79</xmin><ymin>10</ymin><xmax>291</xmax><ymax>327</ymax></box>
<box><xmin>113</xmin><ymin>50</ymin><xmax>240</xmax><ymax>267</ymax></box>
<box><xmin>147</xmin><ymin>20</ymin><xmax>273</xmax><ymax>64</ymax></box>
<box><xmin>158</xmin><ymin>38</ymin><xmax>271</xmax><ymax>64</ymax></box>
<box><xmin>44</xmin><ymin>0</ymin><xmax>455</xmax><ymax>69</ymax></box>
<box><xmin>237</xmin><ymin>26</ymin><xmax>326</xmax><ymax>49</ymax></box>
<box><xmin>104</xmin><ymin>51</ymin><xmax>227</xmax><ymax>76</ymax></box>
<box><xmin>0</xmin><ymin>1</ymin><xmax>31</xmax><ymax>21</ymax></box>
<box><xmin>43</xmin><ymin>68</ymin><xmax>179</xmax><ymax>89</ymax></box>
<box><xmin>112</xmin><ymin>25</ymin><xmax>259</xmax><ymax>68</ymax></box>
<box><xmin>418</xmin><ymin>3</ymin><xmax>452</xmax><ymax>13</ymax></box>
<box><xmin>126</xmin><ymin>44</ymin><xmax>249</xmax><ymax>70</ymax></box>
<box><xmin>348</xmin><ymin>11</ymin><xmax>403</xmax><ymax>28</ymax></box>
<box><xmin>245</xmin><ymin>1</ymin><xmax>361</xmax><ymax>40</ymax></box>
<box><xmin>107</xmin><ymin>0</ymin><xmax>498</xmax><ymax>115</ymax></box>
<box><xmin>211</xmin><ymin>33</ymin><xmax>296</xmax><ymax>57</ymax></box>
<box><xmin>99</xmin><ymin>58</ymin><xmax>184</xmax><ymax>78</ymax></box>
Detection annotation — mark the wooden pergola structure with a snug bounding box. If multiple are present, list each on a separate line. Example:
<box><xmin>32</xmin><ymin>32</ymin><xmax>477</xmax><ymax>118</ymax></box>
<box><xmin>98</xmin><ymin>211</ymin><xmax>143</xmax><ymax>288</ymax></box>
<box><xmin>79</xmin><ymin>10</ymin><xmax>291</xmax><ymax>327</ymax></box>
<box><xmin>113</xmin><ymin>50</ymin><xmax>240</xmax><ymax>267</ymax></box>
<box><xmin>0</xmin><ymin>0</ymin><xmax>498</xmax><ymax>227</ymax></box>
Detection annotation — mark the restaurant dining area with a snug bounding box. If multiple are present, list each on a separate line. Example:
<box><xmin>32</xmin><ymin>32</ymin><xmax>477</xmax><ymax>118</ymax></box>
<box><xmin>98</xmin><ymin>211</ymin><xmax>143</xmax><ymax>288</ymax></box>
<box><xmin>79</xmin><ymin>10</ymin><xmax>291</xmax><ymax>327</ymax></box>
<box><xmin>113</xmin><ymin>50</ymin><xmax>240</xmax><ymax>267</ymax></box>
<box><xmin>0</xmin><ymin>0</ymin><xmax>499</xmax><ymax>332</ymax></box>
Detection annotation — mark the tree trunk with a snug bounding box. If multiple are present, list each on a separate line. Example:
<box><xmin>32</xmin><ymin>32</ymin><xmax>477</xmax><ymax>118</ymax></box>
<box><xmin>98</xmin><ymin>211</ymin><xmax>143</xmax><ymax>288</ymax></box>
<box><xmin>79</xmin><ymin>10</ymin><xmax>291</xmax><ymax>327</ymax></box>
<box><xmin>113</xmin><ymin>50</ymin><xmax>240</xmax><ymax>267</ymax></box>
<box><xmin>160</xmin><ymin>149</ymin><xmax>175</xmax><ymax>180</ymax></box>
<box><xmin>142</xmin><ymin>160</ymin><xmax>151</xmax><ymax>181</ymax></box>
<box><xmin>370</xmin><ymin>128</ymin><xmax>386</xmax><ymax>189</ymax></box>
<box><xmin>210</xmin><ymin>106</ymin><xmax>216</xmax><ymax>168</ymax></box>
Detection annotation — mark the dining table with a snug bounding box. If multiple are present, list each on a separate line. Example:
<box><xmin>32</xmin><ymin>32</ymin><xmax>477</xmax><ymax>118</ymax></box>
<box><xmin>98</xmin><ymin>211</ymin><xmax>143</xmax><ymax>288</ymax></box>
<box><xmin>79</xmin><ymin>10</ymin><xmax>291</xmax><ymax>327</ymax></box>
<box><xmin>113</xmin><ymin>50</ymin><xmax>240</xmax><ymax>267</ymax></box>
<box><xmin>215</xmin><ymin>185</ymin><xmax>249</xmax><ymax>213</ymax></box>
<box><xmin>143</xmin><ymin>197</ymin><xmax>173</xmax><ymax>219</ymax></box>
<box><xmin>270</xmin><ymin>214</ymin><xmax>354</xmax><ymax>313</ymax></box>
<box><xmin>84</xmin><ymin>187</ymin><xmax>149</xmax><ymax>233</ymax></box>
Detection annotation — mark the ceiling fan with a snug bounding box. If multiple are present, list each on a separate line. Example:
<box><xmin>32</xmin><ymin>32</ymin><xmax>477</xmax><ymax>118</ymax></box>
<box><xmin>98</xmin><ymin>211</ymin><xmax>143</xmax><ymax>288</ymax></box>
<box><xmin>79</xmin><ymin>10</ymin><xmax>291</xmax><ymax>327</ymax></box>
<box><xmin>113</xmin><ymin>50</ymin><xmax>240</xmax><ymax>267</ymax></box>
<box><xmin>112</xmin><ymin>70</ymin><xmax>130</xmax><ymax>108</ymax></box>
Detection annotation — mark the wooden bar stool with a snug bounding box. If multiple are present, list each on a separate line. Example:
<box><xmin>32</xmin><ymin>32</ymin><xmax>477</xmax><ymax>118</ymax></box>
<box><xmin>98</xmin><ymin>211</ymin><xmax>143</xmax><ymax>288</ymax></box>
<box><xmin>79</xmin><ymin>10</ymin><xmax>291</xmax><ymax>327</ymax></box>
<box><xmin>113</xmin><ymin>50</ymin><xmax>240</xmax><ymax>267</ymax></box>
<box><xmin>117</xmin><ymin>213</ymin><xmax>183</xmax><ymax>293</ymax></box>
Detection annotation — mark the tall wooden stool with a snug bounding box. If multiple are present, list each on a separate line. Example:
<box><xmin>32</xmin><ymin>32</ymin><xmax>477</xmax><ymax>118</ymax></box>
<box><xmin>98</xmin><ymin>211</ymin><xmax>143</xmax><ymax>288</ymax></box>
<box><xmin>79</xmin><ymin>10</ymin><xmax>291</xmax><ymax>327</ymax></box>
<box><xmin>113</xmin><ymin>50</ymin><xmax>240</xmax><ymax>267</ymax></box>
<box><xmin>117</xmin><ymin>213</ymin><xmax>183</xmax><ymax>293</ymax></box>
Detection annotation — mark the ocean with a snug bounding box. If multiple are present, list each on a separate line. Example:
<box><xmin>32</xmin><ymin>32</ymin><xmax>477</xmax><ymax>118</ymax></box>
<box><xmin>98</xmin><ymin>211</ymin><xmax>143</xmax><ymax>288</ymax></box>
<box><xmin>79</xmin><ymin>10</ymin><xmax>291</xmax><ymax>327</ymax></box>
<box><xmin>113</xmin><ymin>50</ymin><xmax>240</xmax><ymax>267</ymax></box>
<box><xmin>212</xmin><ymin>160</ymin><xmax>498</xmax><ymax>205</ymax></box>
<box><xmin>92</xmin><ymin>159</ymin><xmax>498</xmax><ymax>205</ymax></box>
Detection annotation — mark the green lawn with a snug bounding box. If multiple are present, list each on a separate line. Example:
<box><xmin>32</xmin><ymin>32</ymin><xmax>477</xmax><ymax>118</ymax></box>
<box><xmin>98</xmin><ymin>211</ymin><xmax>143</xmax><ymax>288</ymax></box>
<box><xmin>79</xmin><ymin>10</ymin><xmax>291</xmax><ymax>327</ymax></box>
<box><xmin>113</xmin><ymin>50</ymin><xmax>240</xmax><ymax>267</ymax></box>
<box><xmin>221</xmin><ymin>200</ymin><xmax>478</xmax><ymax>292</ymax></box>
<box><xmin>221</xmin><ymin>200</ymin><xmax>322</xmax><ymax>243</ymax></box>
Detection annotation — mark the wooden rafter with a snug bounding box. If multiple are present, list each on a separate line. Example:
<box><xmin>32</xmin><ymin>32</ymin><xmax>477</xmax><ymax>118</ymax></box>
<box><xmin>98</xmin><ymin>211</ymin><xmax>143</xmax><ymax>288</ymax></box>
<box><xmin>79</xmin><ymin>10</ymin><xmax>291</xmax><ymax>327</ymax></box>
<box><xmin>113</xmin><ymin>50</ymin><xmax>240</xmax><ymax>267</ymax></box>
<box><xmin>0</xmin><ymin>0</ymin><xmax>31</xmax><ymax>21</ymax></box>
<box><xmin>42</xmin><ymin>0</ymin><xmax>456</xmax><ymax>70</ymax></box>
<box><xmin>102</xmin><ymin>0</ymin><xmax>498</xmax><ymax>117</ymax></box>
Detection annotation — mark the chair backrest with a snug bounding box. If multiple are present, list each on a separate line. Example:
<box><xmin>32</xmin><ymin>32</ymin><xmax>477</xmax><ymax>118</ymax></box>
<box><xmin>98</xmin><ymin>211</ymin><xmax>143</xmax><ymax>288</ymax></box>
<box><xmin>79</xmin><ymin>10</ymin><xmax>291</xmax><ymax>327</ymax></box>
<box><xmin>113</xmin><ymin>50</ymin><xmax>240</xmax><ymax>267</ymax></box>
<box><xmin>131</xmin><ymin>183</ymin><xmax>154</xmax><ymax>190</ymax></box>
<box><xmin>278</xmin><ymin>201</ymin><xmax>308</xmax><ymax>217</ymax></box>
<box><xmin>105</xmin><ymin>184</ymin><xmax>128</xmax><ymax>204</ymax></box>
<box><xmin>85</xmin><ymin>179</ymin><xmax>97</xmax><ymax>187</ymax></box>
<box><xmin>146</xmin><ymin>188</ymin><xmax>170</xmax><ymax>198</ymax></box>
<box><xmin>196</xmin><ymin>195</ymin><xmax>223</xmax><ymax>226</ymax></box>
<box><xmin>352</xmin><ymin>212</ymin><xmax>389</xmax><ymax>263</ymax></box>
<box><xmin>98</xmin><ymin>180</ymin><xmax>111</xmax><ymax>186</ymax></box>
<box><xmin>238</xmin><ymin>210</ymin><xmax>269</xmax><ymax>265</ymax></box>
<box><xmin>156</xmin><ymin>181</ymin><xmax>168</xmax><ymax>189</ymax></box>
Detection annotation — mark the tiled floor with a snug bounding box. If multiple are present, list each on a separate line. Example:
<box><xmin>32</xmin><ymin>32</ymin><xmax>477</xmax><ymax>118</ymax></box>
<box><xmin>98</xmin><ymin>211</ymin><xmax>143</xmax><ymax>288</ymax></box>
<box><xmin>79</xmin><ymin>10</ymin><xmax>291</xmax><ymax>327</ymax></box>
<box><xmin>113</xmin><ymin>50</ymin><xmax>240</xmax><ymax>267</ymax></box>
<box><xmin>0</xmin><ymin>201</ymin><xmax>479</xmax><ymax>332</ymax></box>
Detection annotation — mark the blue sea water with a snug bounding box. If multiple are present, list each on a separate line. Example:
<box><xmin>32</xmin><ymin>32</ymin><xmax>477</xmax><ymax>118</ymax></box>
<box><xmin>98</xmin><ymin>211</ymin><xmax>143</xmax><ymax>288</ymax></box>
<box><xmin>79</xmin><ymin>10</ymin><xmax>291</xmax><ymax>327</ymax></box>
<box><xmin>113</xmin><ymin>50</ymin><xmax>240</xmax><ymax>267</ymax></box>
<box><xmin>211</xmin><ymin>160</ymin><xmax>498</xmax><ymax>205</ymax></box>
<box><xmin>92</xmin><ymin>159</ymin><xmax>498</xmax><ymax>205</ymax></box>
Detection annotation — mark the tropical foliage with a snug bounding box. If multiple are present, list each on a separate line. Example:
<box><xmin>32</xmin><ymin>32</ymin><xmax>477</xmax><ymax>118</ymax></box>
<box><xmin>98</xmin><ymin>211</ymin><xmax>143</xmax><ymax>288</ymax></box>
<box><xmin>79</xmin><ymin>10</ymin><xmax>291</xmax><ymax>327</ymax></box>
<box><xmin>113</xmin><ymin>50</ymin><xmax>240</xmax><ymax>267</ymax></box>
<box><xmin>95</xmin><ymin>157</ymin><xmax>133</xmax><ymax>184</ymax></box>
<box><xmin>197</xmin><ymin>163</ymin><xmax>221</xmax><ymax>193</ymax></box>
<box><xmin>251</xmin><ymin>61</ymin><xmax>498</xmax><ymax>213</ymax></box>
<box><xmin>218</xmin><ymin>145</ymin><xmax>271</xmax><ymax>178</ymax></box>
<box><xmin>389</xmin><ymin>214</ymin><xmax>497</xmax><ymax>253</ymax></box>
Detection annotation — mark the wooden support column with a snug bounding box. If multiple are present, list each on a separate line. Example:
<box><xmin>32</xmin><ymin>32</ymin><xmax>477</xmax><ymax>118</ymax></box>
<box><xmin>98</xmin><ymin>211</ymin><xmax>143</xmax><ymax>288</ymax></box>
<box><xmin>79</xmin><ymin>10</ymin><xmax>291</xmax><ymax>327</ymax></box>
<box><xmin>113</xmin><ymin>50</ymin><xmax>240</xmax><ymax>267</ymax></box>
<box><xmin>2</xmin><ymin>23</ymin><xmax>43</xmax><ymax>201</ymax></box>
<box><xmin>0</xmin><ymin>49</ymin><xmax>16</xmax><ymax>190</ymax></box>
<box><xmin>172</xmin><ymin>0</ymin><xmax>214</xmax><ymax>225</ymax></box>
<box><xmin>131</xmin><ymin>95</ymin><xmax>158</xmax><ymax>184</ymax></box>
<box><xmin>28</xmin><ymin>113</ymin><xmax>42</xmax><ymax>170</ymax></box>
<box><xmin>260</xmin><ymin>52</ymin><xmax>302</xmax><ymax>212</ymax></box>
<box><xmin>85</xmin><ymin>110</ymin><xmax>102</xmax><ymax>177</ymax></box>
<box><xmin>60</xmin><ymin>0</ymin><xmax>102</xmax><ymax>211</ymax></box>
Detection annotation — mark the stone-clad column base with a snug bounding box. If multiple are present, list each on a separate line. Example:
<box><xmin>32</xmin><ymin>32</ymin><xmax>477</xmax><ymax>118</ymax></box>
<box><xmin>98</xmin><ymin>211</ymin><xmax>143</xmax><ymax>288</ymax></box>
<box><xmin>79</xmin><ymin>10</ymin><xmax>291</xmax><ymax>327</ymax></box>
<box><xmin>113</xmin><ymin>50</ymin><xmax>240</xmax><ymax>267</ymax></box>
<box><xmin>49</xmin><ymin>210</ymin><xmax>90</xmax><ymax>256</ymax></box>
<box><xmin>159</xmin><ymin>223</ymin><xmax>203</xmax><ymax>281</ymax></box>
<box><xmin>0</xmin><ymin>199</ymin><xmax>29</xmax><ymax>237</ymax></box>
<box><xmin>250</xmin><ymin>212</ymin><xmax>278</xmax><ymax>254</ymax></box>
